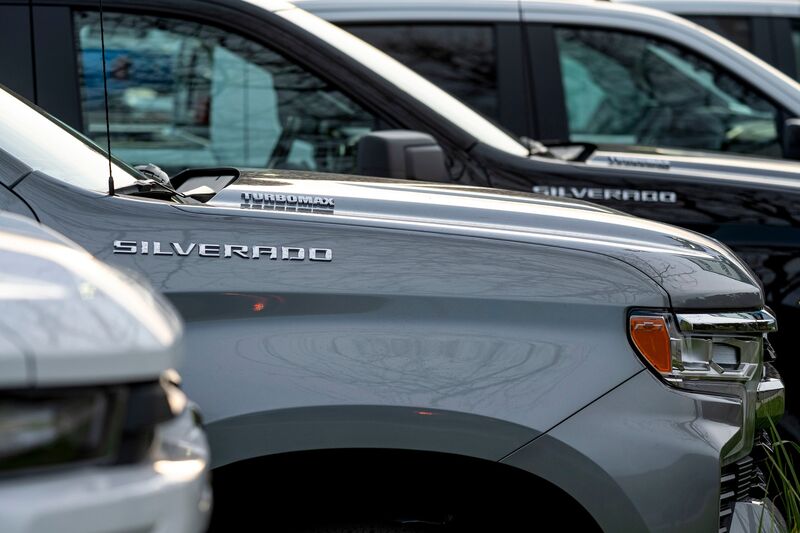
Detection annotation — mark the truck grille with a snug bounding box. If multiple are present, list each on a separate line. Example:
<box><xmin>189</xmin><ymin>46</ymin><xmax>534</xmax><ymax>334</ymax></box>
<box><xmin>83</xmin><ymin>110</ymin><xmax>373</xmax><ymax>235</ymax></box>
<box><xmin>719</xmin><ymin>432</ymin><xmax>771</xmax><ymax>533</ymax></box>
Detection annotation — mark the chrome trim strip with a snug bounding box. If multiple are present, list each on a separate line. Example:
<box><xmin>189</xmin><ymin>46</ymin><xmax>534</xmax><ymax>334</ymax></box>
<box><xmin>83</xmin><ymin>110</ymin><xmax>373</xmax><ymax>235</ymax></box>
<box><xmin>675</xmin><ymin>310</ymin><xmax>777</xmax><ymax>334</ymax></box>
<box><xmin>756</xmin><ymin>364</ymin><xmax>785</xmax><ymax>429</ymax></box>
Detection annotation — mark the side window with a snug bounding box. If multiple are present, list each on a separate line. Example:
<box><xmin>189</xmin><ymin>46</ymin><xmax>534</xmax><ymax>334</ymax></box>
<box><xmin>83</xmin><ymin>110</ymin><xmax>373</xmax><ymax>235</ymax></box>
<box><xmin>73</xmin><ymin>11</ymin><xmax>377</xmax><ymax>175</ymax></box>
<box><xmin>346</xmin><ymin>24</ymin><xmax>498</xmax><ymax>121</ymax></box>
<box><xmin>554</xmin><ymin>27</ymin><xmax>783</xmax><ymax>159</ymax></box>
<box><xmin>793</xmin><ymin>21</ymin><xmax>800</xmax><ymax>80</ymax></box>
<box><xmin>687</xmin><ymin>16</ymin><xmax>753</xmax><ymax>52</ymax></box>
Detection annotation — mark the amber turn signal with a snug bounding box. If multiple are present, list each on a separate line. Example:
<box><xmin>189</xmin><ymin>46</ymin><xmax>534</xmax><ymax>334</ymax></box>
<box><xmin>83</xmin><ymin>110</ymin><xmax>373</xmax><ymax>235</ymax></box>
<box><xmin>630</xmin><ymin>315</ymin><xmax>672</xmax><ymax>373</ymax></box>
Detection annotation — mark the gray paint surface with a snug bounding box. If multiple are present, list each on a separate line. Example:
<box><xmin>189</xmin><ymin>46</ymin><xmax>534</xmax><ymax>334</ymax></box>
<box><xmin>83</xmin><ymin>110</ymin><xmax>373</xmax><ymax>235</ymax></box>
<box><xmin>295</xmin><ymin>0</ymin><xmax>521</xmax><ymax>21</ymax></box>
<box><xmin>503</xmin><ymin>371</ymin><xmax>743</xmax><ymax>532</ymax></box>
<box><xmin>10</xmin><ymin>173</ymin><xmax>668</xmax><ymax>440</ymax></box>
<box><xmin>8</xmin><ymin>170</ymin><xmax>762</xmax><ymax>442</ymax></box>
<box><xmin>618</xmin><ymin>0</ymin><xmax>800</xmax><ymax>17</ymax></box>
<box><xmin>207</xmin><ymin>406</ymin><xmax>538</xmax><ymax>468</ymax></box>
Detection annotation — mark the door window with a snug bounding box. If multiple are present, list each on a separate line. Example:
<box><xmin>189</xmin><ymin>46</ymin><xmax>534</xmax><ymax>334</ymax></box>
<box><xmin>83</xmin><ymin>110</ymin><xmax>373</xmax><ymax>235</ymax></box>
<box><xmin>74</xmin><ymin>11</ymin><xmax>377</xmax><ymax>175</ymax></box>
<box><xmin>345</xmin><ymin>24</ymin><xmax>498</xmax><ymax>121</ymax></box>
<box><xmin>554</xmin><ymin>27</ymin><xmax>783</xmax><ymax>158</ymax></box>
<box><xmin>793</xmin><ymin>21</ymin><xmax>800</xmax><ymax>80</ymax></box>
<box><xmin>686</xmin><ymin>16</ymin><xmax>753</xmax><ymax>52</ymax></box>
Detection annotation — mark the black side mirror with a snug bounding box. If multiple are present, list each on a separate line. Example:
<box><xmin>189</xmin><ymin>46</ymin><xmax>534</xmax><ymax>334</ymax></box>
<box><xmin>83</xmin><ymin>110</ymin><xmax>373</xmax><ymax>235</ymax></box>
<box><xmin>356</xmin><ymin>130</ymin><xmax>449</xmax><ymax>182</ymax></box>
<box><xmin>783</xmin><ymin>119</ymin><xmax>800</xmax><ymax>161</ymax></box>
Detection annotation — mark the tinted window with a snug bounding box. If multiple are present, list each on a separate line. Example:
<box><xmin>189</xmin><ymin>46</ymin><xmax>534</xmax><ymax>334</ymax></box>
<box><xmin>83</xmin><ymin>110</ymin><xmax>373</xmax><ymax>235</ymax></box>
<box><xmin>687</xmin><ymin>16</ymin><xmax>753</xmax><ymax>52</ymax></box>
<box><xmin>555</xmin><ymin>27</ymin><xmax>782</xmax><ymax>158</ymax></box>
<box><xmin>74</xmin><ymin>11</ymin><xmax>377</xmax><ymax>175</ymax></box>
<box><xmin>346</xmin><ymin>24</ymin><xmax>498</xmax><ymax>121</ymax></box>
<box><xmin>793</xmin><ymin>21</ymin><xmax>800</xmax><ymax>80</ymax></box>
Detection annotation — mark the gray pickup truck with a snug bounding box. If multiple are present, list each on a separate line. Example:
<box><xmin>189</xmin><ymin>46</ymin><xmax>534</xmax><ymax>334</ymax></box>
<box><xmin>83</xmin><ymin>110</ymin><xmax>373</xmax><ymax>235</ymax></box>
<box><xmin>0</xmin><ymin>86</ymin><xmax>788</xmax><ymax>531</ymax></box>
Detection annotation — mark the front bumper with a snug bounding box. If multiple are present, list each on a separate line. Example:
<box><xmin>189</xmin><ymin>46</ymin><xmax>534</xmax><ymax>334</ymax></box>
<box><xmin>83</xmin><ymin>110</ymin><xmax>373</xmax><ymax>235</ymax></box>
<box><xmin>0</xmin><ymin>406</ymin><xmax>211</xmax><ymax>533</ymax></box>
<box><xmin>501</xmin><ymin>370</ymin><xmax>787</xmax><ymax>532</ymax></box>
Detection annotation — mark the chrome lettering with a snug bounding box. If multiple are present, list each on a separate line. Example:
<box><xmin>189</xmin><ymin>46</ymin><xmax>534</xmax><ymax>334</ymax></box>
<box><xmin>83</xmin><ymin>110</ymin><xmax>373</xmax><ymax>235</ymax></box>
<box><xmin>570</xmin><ymin>187</ymin><xmax>587</xmax><ymax>199</ymax></box>
<box><xmin>532</xmin><ymin>185</ymin><xmax>677</xmax><ymax>204</ymax></box>
<box><xmin>113</xmin><ymin>240</ymin><xmax>137</xmax><ymax>254</ymax></box>
<box><xmin>309</xmin><ymin>248</ymin><xmax>333</xmax><ymax>261</ymax></box>
<box><xmin>282</xmin><ymin>247</ymin><xmax>305</xmax><ymax>261</ymax></box>
<box><xmin>239</xmin><ymin>191</ymin><xmax>335</xmax><ymax>212</ymax></box>
<box><xmin>153</xmin><ymin>242</ymin><xmax>173</xmax><ymax>256</ymax></box>
<box><xmin>251</xmin><ymin>246</ymin><xmax>278</xmax><ymax>260</ymax></box>
<box><xmin>172</xmin><ymin>243</ymin><xmax>196</xmax><ymax>256</ymax></box>
<box><xmin>224</xmin><ymin>244</ymin><xmax>249</xmax><ymax>258</ymax></box>
<box><xmin>199</xmin><ymin>244</ymin><xmax>220</xmax><ymax>257</ymax></box>
<box><xmin>117</xmin><ymin>241</ymin><xmax>332</xmax><ymax>261</ymax></box>
<box><xmin>660</xmin><ymin>191</ymin><xmax>677</xmax><ymax>203</ymax></box>
<box><xmin>622</xmin><ymin>190</ymin><xmax>641</xmax><ymax>202</ymax></box>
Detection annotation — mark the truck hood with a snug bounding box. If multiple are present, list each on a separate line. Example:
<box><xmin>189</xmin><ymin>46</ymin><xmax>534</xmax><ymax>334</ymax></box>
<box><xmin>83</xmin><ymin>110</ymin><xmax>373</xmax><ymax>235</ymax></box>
<box><xmin>206</xmin><ymin>169</ymin><xmax>763</xmax><ymax>309</ymax></box>
<box><xmin>0</xmin><ymin>213</ymin><xmax>183</xmax><ymax>388</ymax></box>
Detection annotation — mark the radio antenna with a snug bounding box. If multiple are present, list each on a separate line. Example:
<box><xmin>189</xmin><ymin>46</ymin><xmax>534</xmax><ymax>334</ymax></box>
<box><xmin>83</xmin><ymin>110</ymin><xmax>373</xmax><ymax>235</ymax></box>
<box><xmin>98</xmin><ymin>0</ymin><xmax>115</xmax><ymax>195</ymax></box>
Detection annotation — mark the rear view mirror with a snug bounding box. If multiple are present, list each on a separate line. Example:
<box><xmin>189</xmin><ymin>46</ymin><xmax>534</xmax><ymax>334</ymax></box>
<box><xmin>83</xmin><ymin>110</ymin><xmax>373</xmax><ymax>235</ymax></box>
<box><xmin>783</xmin><ymin>118</ymin><xmax>800</xmax><ymax>161</ymax></box>
<box><xmin>356</xmin><ymin>130</ymin><xmax>448</xmax><ymax>182</ymax></box>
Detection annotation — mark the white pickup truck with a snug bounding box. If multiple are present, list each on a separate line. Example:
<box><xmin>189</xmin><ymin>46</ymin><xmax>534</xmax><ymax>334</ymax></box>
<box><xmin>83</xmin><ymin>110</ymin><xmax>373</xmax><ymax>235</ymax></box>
<box><xmin>0</xmin><ymin>213</ymin><xmax>211</xmax><ymax>533</ymax></box>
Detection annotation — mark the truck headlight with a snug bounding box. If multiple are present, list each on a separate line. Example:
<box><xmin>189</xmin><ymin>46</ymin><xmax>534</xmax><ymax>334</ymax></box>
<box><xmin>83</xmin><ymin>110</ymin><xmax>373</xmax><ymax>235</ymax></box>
<box><xmin>629</xmin><ymin>309</ymin><xmax>779</xmax><ymax>464</ymax></box>
<box><xmin>0</xmin><ymin>392</ymin><xmax>115</xmax><ymax>473</ymax></box>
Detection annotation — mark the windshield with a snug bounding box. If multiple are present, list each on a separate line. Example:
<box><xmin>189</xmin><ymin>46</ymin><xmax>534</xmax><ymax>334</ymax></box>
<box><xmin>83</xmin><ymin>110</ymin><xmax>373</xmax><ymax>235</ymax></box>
<box><xmin>265</xmin><ymin>2</ymin><xmax>530</xmax><ymax>158</ymax></box>
<box><xmin>0</xmin><ymin>88</ymin><xmax>138</xmax><ymax>193</ymax></box>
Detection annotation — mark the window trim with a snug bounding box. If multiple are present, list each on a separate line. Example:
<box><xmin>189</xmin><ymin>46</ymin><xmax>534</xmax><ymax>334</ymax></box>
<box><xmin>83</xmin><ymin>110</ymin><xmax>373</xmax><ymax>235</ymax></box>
<box><xmin>495</xmin><ymin>22</ymin><xmax>529</xmax><ymax>138</ymax></box>
<box><xmin>32</xmin><ymin>5</ymin><xmax>83</xmax><ymax>132</ymax></box>
<box><xmin>774</xmin><ymin>17</ymin><xmax>799</xmax><ymax>81</ymax></box>
<box><xmin>525</xmin><ymin>23</ymin><xmax>569</xmax><ymax>144</ymax></box>
<box><xmin>0</xmin><ymin>5</ymin><xmax>35</xmax><ymax>102</ymax></box>
<box><xmin>791</xmin><ymin>19</ymin><xmax>800</xmax><ymax>81</ymax></box>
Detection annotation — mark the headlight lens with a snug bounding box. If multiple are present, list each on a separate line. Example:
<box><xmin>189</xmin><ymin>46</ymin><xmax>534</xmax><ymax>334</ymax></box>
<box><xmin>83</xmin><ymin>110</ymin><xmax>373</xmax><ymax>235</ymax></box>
<box><xmin>0</xmin><ymin>392</ymin><xmax>114</xmax><ymax>473</ymax></box>
<box><xmin>0</xmin><ymin>373</ymin><xmax>187</xmax><ymax>474</ymax></box>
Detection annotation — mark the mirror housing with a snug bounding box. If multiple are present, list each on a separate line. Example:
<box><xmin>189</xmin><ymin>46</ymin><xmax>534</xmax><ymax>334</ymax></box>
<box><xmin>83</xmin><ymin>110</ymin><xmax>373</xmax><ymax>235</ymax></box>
<box><xmin>783</xmin><ymin>118</ymin><xmax>800</xmax><ymax>161</ymax></box>
<box><xmin>356</xmin><ymin>130</ymin><xmax>448</xmax><ymax>181</ymax></box>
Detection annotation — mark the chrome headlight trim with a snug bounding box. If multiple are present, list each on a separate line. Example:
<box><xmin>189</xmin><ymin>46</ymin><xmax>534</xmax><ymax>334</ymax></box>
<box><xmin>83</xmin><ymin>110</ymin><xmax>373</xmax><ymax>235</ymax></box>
<box><xmin>755</xmin><ymin>366</ymin><xmax>785</xmax><ymax>431</ymax></box>
<box><xmin>675</xmin><ymin>310</ymin><xmax>777</xmax><ymax>334</ymax></box>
